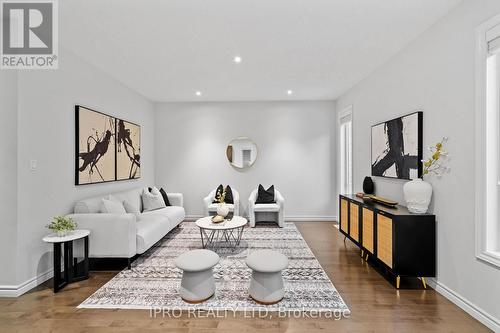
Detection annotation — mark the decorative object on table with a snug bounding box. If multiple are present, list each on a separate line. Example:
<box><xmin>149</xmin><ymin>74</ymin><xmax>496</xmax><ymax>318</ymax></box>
<box><xmin>75</xmin><ymin>105</ymin><xmax>141</xmax><ymax>185</ymax></box>
<box><xmin>362</xmin><ymin>176</ymin><xmax>375</xmax><ymax>194</ymax></box>
<box><xmin>404</xmin><ymin>137</ymin><xmax>449</xmax><ymax>214</ymax></box>
<box><xmin>226</xmin><ymin>137</ymin><xmax>258</xmax><ymax>170</ymax></box>
<box><xmin>211</xmin><ymin>215</ymin><xmax>225</xmax><ymax>223</ymax></box>
<box><xmin>204</xmin><ymin>186</ymin><xmax>240</xmax><ymax>217</ymax></box>
<box><xmin>46</xmin><ymin>216</ymin><xmax>77</xmax><ymax>237</ymax></box>
<box><xmin>354</xmin><ymin>193</ymin><xmax>397</xmax><ymax>207</ymax></box>
<box><xmin>364</xmin><ymin>194</ymin><xmax>398</xmax><ymax>207</ymax></box>
<box><xmin>371</xmin><ymin>111</ymin><xmax>423</xmax><ymax>180</ymax></box>
<box><xmin>215</xmin><ymin>186</ymin><xmax>229</xmax><ymax>218</ymax></box>
<box><xmin>43</xmin><ymin>229</ymin><xmax>90</xmax><ymax>292</ymax></box>
<box><xmin>196</xmin><ymin>216</ymin><xmax>247</xmax><ymax>249</ymax></box>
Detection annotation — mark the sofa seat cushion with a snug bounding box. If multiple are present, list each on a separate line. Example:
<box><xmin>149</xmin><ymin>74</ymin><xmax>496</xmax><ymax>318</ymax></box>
<box><xmin>141</xmin><ymin>206</ymin><xmax>185</xmax><ymax>226</ymax></box>
<box><xmin>136</xmin><ymin>215</ymin><xmax>172</xmax><ymax>254</ymax></box>
<box><xmin>253</xmin><ymin>203</ymin><xmax>280</xmax><ymax>212</ymax></box>
<box><xmin>207</xmin><ymin>203</ymin><xmax>235</xmax><ymax>212</ymax></box>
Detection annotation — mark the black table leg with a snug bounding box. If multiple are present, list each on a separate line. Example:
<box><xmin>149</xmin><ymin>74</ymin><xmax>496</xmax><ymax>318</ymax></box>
<box><xmin>83</xmin><ymin>236</ymin><xmax>89</xmax><ymax>277</ymax></box>
<box><xmin>52</xmin><ymin>237</ymin><xmax>90</xmax><ymax>293</ymax></box>
<box><xmin>53</xmin><ymin>242</ymin><xmax>68</xmax><ymax>292</ymax></box>
<box><xmin>70</xmin><ymin>236</ymin><xmax>90</xmax><ymax>282</ymax></box>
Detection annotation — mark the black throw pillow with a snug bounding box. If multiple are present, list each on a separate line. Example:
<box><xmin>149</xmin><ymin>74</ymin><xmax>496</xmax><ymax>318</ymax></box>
<box><xmin>255</xmin><ymin>184</ymin><xmax>275</xmax><ymax>204</ymax></box>
<box><xmin>148</xmin><ymin>187</ymin><xmax>171</xmax><ymax>206</ymax></box>
<box><xmin>159</xmin><ymin>188</ymin><xmax>171</xmax><ymax>206</ymax></box>
<box><xmin>212</xmin><ymin>184</ymin><xmax>224</xmax><ymax>203</ymax></box>
<box><xmin>225</xmin><ymin>185</ymin><xmax>234</xmax><ymax>204</ymax></box>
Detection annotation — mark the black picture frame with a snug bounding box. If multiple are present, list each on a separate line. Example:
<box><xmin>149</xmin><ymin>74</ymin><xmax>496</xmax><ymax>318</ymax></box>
<box><xmin>370</xmin><ymin>111</ymin><xmax>423</xmax><ymax>180</ymax></box>
<box><xmin>75</xmin><ymin>105</ymin><xmax>141</xmax><ymax>186</ymax></box>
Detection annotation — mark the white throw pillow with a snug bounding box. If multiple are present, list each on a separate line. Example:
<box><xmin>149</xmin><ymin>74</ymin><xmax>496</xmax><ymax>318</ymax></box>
<box><xmin>142</xmin><ymin>188</ymin><xmax>166</xmax><ymax>212</ymax></box>
<box><xmin>123</xmin><ymin>200</ymin><xmax>141</xmax><ymax>221</ymax></box>
<box><xmin>100</xmin><ymin>198</ymin><xmax>126</xmax><ymax>214</ymax></box>
<box><xmin>123</xmin><ymin>200</ymin><xmax>139</xmax><ymax>214</ymax></box>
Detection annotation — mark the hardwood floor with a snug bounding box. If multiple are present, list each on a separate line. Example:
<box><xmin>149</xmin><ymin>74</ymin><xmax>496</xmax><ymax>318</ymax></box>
<box><xmin>0</xmin><ymin>222</ymin><xmax>490</xmax><ymax>332</ymax></box>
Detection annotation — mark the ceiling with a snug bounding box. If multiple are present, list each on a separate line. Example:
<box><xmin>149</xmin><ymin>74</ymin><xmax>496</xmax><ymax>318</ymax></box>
<box><xmin>60</xmin><ymin>0</ymin><xmax>462</xmax><ymax>102</ymax></box>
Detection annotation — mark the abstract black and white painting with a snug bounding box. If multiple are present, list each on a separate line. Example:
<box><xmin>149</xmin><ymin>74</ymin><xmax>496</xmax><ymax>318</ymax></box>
<box><xmin>371</xmin><ymin>111</ymin><xmax>422</xmax><ymax>180</ymax></box>
<box><xmin>116</xmin><ymin>119</ymin><xmax>141</xmax><ymax>180</ymax></box>
<box><xmin>75</xmin><ymin>106</ymin><xmax>116</xmax><ymax>185</ymax></box>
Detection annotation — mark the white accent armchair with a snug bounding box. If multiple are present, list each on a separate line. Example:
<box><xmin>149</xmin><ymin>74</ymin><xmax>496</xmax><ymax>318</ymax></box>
<box><xmin>203</xmin><ymin>188</ymin><xmax>240</xmax><ymax>216</ymax></box>
<box><xmin>248</xmin><ymin>188</ymin><xmax>285</xmax><ymax>227</ymax></box>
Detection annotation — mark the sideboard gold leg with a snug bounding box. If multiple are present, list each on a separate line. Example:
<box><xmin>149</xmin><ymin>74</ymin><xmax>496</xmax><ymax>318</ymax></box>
<box><xmin>396</xmin><ymin>275</ymin><xmax>401</xmax><ymax>289</ymax></box>
<box><xmin>420</xmin><ymin>277</ymin><xmax>427</xmax><ymax>289</ymax></box>
<box><xmin>361</xmin><ymin>249</ymin><xmax>364</xmax><ymax>258</ymax></box>
<box><xmin>344</xmin><ymin>236</ymin><xmax>346</xmax><ymax>242</ymax></box>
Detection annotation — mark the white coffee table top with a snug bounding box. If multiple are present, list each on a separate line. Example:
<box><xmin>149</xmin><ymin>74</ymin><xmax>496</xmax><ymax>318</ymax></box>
<box><xmin>195</xmin><ymin>216</ymin><xmax>247</xmax><ymax>230</ymax></box>
<box><xmin>43</xmin><ymin>229</ymin><xmax>90</xmax><ymax>243</ymax></box>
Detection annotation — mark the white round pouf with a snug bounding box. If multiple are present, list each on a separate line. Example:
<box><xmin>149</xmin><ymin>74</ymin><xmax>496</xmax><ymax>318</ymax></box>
<box><xmin>175</xmin><ymin>249</ymin><xmax>220</xmax><ymax>303</ymax></box>
<box><xmin>246</xmin><ymin>250</ymin><xmax>289</xmax><ymax>304</ymax></box>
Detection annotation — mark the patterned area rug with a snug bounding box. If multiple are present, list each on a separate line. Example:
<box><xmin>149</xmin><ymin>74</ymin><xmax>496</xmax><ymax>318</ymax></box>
<box><xmin>78</xmin><ymin>222</ymin><xmax>349</xmax><ymax>313</ymax></box>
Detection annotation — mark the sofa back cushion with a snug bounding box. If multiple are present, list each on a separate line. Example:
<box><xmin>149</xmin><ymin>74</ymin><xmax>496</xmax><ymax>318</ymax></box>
<box><xmin>74</xmin><ymin>188</ymin><xmax>143</xmax><ymax>214</ymax></box>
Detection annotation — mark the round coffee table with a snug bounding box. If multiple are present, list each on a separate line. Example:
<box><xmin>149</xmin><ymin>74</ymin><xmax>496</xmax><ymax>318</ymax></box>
<box><xmin>195</xmin><ymin>216</ymin><xmax>247</xmax><ymax>249</ymax></box>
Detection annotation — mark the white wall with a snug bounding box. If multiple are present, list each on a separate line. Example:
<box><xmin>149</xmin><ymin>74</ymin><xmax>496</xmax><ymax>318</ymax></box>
<box><xmin>14</xmin><ymin>49</ymin><xmax>155</xmax><ymax>287</ymax></box>
<box><xmin>336</xmin><ymin>0</ymin><xmax>500</xmax><ymax>328</ymax></box>
<box><xmin>0</xmin><ymin>71</ymin><xmax>18</xmax><ymax>286</ymax></box>
<box><xmin>155</xmin><ymin>101</ymin><xmax>336</xmax><ymax>220</ymax></box>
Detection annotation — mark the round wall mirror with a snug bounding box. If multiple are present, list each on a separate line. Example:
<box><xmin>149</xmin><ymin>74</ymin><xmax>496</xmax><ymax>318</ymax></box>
<box><xmin>226</xmin><ymin>137</ymin><xmax>258</xmax><ymax>169</ymax></box>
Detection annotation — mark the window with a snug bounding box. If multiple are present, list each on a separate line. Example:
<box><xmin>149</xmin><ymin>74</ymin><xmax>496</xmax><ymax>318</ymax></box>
<box><xmin>476</xmin><ymin>15</ymin><xmax>500</xmax><ymax>267</ymax></box>
<box><xmin>339</xmin><ymin>106</ymin><xmax>353</xmax><ymax>195</ymax></box>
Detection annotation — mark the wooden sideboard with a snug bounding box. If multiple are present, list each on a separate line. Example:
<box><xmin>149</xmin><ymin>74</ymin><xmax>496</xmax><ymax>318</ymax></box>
<box><xmin>339</xmin><ymin>194</ymin><xmax>436</xmax><ymax>289</ymax></box>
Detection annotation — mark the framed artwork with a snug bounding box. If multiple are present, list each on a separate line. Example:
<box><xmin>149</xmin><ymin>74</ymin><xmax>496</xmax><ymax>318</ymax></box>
<box><xmin>371</xmin><ymin>111</ymin><xmax>423</xmax><ymax>180</ymax></box>
<box><xmin>75</xmin><ymin>106</ymin><xmax>116</xmax><ymax>185</ymax></box>
<box><xmin>116</xmin><ymin>119</ymin><xmax>141</xmax><ymax>180</ymax></box>
<box><xmin>75</xmin><ymin>105</ymin><xmax>141</xmax><ymax>185</ymax></box>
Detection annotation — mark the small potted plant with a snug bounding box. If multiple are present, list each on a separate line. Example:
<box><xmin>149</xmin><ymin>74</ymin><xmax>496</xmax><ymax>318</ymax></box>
<box><xmin>215</xmin><ymin>189</ymin><xmax>229</xmax><ymax>218</ymax></box>
<box><xmin>47</xmin><ymin>216</ymin><xmax>78</xmax><ymax>237</ymax></box>
<box><xmin>404</xmin><ymin>137</ymin><xmax>450</xmax><ymax>213</ymax></box>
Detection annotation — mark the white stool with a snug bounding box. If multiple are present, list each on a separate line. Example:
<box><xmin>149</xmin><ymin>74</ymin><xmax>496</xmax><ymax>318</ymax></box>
<box><xmin>246</xmin><ymin>250</ymin><xmax>289</xmax><ymax>304</ymax></box>
<box><xmin>175</xmin><ymin>249</ymin><xmax>220</xmax><ymax>303</ymax></box>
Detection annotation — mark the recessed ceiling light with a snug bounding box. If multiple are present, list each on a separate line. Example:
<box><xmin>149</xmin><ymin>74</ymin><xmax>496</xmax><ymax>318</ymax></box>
<box><xmin>195</xmin><ymin>91</ymin><xmax>202</xmax><ymax>96</ymax></box>
<box><xmin>287</xmin><ymin>90</ymin><xmax>293</xmax><ymax>95</ymax></box>
<box><xmin>233</xmin><ymin>56</ymin><xmax>242</xmax><ymax>63</ymax></box>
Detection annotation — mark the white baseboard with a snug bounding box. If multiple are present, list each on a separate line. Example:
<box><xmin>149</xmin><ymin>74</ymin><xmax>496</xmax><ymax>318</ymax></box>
<box><xmin>427</xmin><ymin>278</ymin><xmax>500</xmax><ymax>332</ymax></box>
<box><xmin>184</xmin><ymin>215</ymin><xmax>338</xmax><ymax>222</ymax></box>
<box><xmin>286</xmin><ymin>215</ymin><xmax>337</xmax><ymax>222</ymax></box>
<box><xmin>0</xmin><ymin>269</ymin><xmax>53</xmax><ymax>297</ymax></box>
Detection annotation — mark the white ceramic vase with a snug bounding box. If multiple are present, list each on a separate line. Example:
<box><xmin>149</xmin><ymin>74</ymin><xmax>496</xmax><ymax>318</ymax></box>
<box><xmin>56</xmin><ymin>230</ymin><xmax>69</xmax><ymax>237</ymax></box>
<box><xmin>217</xmin><ymin>203</ymin><xmax>229</xmax><ymax>218</ymax></box>
<box><xmin>403</xmin><ymin>178</ymin><xmax>432</xmax><ymax>214</ymax></box>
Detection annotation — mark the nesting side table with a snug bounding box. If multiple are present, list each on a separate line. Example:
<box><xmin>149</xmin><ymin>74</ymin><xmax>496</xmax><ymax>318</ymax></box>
<box><xmin>43</xmin><ymin>229</ymin><xmax>90</xmax><ymax>292</ymax></box>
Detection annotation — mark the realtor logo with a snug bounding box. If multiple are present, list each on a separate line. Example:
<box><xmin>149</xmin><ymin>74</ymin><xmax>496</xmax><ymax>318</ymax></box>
<box><xmin>1</xmin><ymin>0</ymin><xmax>58</xmax><ymax>69</ymax></box>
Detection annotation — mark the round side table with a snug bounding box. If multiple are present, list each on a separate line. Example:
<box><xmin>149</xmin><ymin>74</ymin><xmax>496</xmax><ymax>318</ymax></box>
<box><xmin>43</xmin><ymin>229</ymin><xmax>90</xmax><ymax>292</ymax></box>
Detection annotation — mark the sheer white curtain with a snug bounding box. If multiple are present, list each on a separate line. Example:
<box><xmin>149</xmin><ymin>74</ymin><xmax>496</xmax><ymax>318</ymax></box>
<box><xmin>485</xmin><ymin>33</ymin><xmax>500</xmax><ymax>254</ymax></box>
<box><xmin>339</xmin><ymin>110</ymin><xmax>352</xmax><ymax>195</ymax></box>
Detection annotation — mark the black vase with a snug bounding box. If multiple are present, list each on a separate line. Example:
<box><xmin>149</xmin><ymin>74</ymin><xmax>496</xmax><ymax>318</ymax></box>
<box><xmin>363</xmin><ymin>176</ymin><xmax>375</xmax><ymax>194</ymax></box>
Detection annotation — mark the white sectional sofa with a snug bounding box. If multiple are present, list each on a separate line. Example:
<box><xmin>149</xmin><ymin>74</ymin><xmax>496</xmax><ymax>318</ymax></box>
<box><xmin>67</xmin><ymin>187</ymin><xmax>185</xmax><ymax>266</ymax></box>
